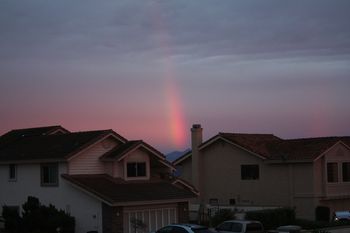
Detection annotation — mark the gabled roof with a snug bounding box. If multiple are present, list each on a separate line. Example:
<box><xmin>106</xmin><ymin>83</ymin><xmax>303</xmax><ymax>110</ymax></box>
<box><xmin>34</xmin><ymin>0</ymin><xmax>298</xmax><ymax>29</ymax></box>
<box><xmin>217</xmin><ymin>133</ymin><xmax>282</xmax><ymax>158</ymax></box>
<box><xmin>173</xmin><ymin>133</ymin><xmax>350</xmax><ymax>165</ymax></box>
<box><xmin>0</xmin><ymin>129</ymin><xmax>115</xmax><ymax>162</ymax></box>
<box><xmin>269</xmin><ymin>137</ymin><xmax>350</xmax><ymax>161</ymax></box>
<box><xmin>100</xmin><ymin>140</ymin><xmax>174</xmax><ymax>170</ymax></box>
<box><xmin>61</xmin><ymin>174</ymin><xmax>197</xmax><ymax>205</ymax></box>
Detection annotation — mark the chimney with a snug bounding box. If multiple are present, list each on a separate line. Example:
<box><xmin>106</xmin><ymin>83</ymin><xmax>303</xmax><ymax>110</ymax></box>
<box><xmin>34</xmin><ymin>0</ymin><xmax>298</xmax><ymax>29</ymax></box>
<box><xmin>191</xmin><ymin>124</ymin><xmax>203</xmax><ymax>192</ymax></box>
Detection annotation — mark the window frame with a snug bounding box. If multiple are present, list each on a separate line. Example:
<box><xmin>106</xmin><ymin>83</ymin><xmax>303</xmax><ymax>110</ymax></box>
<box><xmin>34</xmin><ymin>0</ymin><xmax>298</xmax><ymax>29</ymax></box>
<box><xmin>327</xmin><ymin>162</ymin><xmax>339</xmax><ymax>183</ymax></box>
<box><xmin>8</xmin><ymin>164</ymin><xmax>17</xmax><ymax>181</ymax></box>
<box><xmin>126</xmin><ymin>162</ymin><xmax>147</xmax><ymax>178</ymax></box>
<box><xmin>241</xmin><ymin>164</ymin><xmax>260</xmax><ymax>180</ymax></box>
<box><xmin>40</xmin><ymin>163</ymin><xmax>59</xmax><ymax>187</ymax></box>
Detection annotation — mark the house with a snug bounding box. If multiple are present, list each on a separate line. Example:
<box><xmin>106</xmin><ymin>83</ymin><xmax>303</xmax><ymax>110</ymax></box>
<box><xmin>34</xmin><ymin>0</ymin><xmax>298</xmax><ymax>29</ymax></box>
<box><xmin>174</xmin><ymin>124</ymin><xmax>350</xmax><ymax>220</ymax></box>
<box><xmin>0</xmin><ymin>126</ymin><xmax>197</xmax><ymax>233</ymax></box>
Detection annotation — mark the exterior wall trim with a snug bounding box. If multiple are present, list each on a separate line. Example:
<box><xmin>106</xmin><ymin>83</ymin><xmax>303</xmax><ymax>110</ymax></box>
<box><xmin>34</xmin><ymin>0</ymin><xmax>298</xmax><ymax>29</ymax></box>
<box><xmin>111</xmin><ymin>198</ymin><xmax>194</xmax><ymax>207</ymax></box>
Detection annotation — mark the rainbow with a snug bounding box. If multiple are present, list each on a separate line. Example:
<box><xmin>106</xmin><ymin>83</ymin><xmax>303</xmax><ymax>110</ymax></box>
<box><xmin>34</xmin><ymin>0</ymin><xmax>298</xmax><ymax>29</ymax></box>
<box><xmin>149</xmin><ymin>2</ymin><xmax>187</xmax><ymax>148</ymax></box>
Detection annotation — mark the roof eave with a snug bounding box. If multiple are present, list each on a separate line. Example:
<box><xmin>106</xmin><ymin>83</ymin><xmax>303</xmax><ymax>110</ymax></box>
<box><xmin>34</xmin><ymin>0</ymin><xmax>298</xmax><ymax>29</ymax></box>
<box><xmin>110</xmin><ymin>198</ymin><xmax>195</xmax><ymax>207</ymax></box>
<box><xmin>0</xmin><ymin>158</ymin><xmax>67</xmax><ymax>164</ymax></box>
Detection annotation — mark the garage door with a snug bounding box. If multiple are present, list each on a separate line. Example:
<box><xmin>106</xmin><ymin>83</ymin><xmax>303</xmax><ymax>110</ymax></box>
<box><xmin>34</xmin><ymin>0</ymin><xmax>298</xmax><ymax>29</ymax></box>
<box><xmin>124</xmin><ymin>206</ymin><xmax>177</xmax><ymax>233</ymax></box>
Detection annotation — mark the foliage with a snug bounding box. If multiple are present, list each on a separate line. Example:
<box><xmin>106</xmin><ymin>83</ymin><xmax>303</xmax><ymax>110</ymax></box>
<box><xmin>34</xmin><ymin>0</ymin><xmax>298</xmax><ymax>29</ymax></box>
<box><xmin>2</xmin><ymin>196</ymin><xmax>75</xmax><ymax>233</ymax></box>
<box><xmin>245</xmin><ymin>207</ymin><xmax>295</xmax><ymax>230</ymax></box>
<box><xmin>315</xmin><ymin>206</ymin><xmax>330</xmax><ymax>222</ymax></box>
<box><xmin>2</xmin><ymin>206</ymin><xmax>21</xmax><ymax>233</ymax></box>
<box><xmin>130</xmin><ymin>218</ymin><xmax>147</xmax><ymax>233</ymax></box>
<box><xmin>210</xmin><ymin>209</ymin><xmax>235</xmax><ymax>227</ymax></box>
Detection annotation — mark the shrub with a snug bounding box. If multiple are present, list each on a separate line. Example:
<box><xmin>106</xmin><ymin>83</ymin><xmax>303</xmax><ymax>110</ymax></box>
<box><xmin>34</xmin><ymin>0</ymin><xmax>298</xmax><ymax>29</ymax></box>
<box><xmin>2</xmin><ymin>206</ymin><xmax>21</xmax><ymax>233</ymax></box>
<box><xmin>315</xmin><ymin>206</ymin><xmax>330</xmax><ymax>222</ymax></box>
<box><xmin>2</xmin><ymin>196</ymin><xmax>75</xmax><ymax>233</ymax></box>
<box><xmin>245</xmin><ymin>207</ymin><xmax>295</xmax><ymax>230</ymax></box>
<box><xmin>210</xmin><ymin>209</ymin><xmax>235</xmax><ymax>227</ymax></box>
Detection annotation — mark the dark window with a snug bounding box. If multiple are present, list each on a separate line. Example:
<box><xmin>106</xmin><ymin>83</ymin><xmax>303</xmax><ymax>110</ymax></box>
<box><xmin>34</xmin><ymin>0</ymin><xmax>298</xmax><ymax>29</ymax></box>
<box><xmin>216</xmin><ymin>222</ymin><xmax>232</xmax><ymax>231</ymax></box>
<box><xmin>127</xmin><ymin>162</ymin><xmax>146</xmax><ymax>177</ymax></box>
<box><xmin>9</xmin><ymin>164</ymin><xmax>17</xmax><ymax>181</ymax></box>
<box><xmin>231</xmin><ymin>223</ymin><xmax>243</xmax><ymax>232</ymax></box>
<box><xmin>172</xmin><ymin>226</ymin><xmax>188</xmax><ymax>233</ymax></box>
<box><xmin>246</xmin><ymin>223</ymin><xmax>263</xmax><ymax>232</ymax></box>
<box><xmin>192</xmin><ymin>228</ymin><xmax>212</xmax><ymax>233</ymax></box>
<box><xmin>41</xmin><ymin>163</ymin><xmax>58</xmax><ymax>186</ymax></box>
<box><xmin>209</xmin><ymin>198</ymin><xmax>218</xmax><ymax>205</ymax></box>
<box><xmin>327</xmin><ymin>162</ymin><xmax>338</xmax><ymax>183</ymax></box>
<box><xmin>241</xmin><ymin>165</ymin><xmax>259</xmax><ymax>180</ymax></box>
<box><xmin>229</xmin><ymin>198</ymin><xmax>236</xmax><ymax>205</ymax></box>
<box><xmin>343</xmin><ymin>162</ymin><xmax>350</xmax><ymax>182</ymax></box>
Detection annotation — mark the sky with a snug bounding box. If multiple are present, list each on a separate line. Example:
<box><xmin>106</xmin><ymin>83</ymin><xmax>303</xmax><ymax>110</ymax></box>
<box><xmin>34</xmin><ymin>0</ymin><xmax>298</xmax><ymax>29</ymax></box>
<box><xmin>1</xmin><ymin>0</ymin><xmax>350</xmax><ymax>153</ymax></box>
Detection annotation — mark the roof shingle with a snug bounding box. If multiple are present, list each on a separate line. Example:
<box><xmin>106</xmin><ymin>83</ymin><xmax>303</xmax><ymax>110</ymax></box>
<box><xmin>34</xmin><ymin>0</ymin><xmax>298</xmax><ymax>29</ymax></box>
<box><xmin>62</xmin><ymin>174</ymin><xmax>197</xmax><ymax>204</ymax></box>
<box><xmin>0</xmin><ymin>130</ymin><xmax>112</xmax><ymax>161</ymax></box>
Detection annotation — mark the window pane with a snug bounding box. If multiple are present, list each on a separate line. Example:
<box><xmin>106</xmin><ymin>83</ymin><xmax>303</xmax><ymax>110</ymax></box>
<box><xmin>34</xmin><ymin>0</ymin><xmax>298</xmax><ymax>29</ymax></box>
<box><xmin>127</xmin><ymin>163</ymin><xmax>137</xmax><ymax>177</ymax></box>
<box><xmin>127</xmin><ymin>162</ymin><xmax>146</xmax><ymax>177</ymax></box>
<box><xmin>327</xmin><ymin>162</ymin><xmax>338</xmax><ymax>183</ymax></box>
<box><xmin>41</xmin><ymin>163</ymin><xmax>58</xmax><ymax>186</ymax></box>
<box><xmin>241</xmin><ymin>165</ymin><xmax>259</xmax><ymax>180</ymax></box>
<box><xmin>232</xmin><ymin>223</ymin><xmax>243</xmax><ymax>232</ymax></box>
<box><xmin>137</xmin><ymin>163</ymin><xmax>146</xmax><ymax>176</ymax></box>
<box><xmin>9</xmin><ymin>164</ymin><xmax>16</xmax><ymax>180</ymax></box>
<box><xmin>342</xmin><ymin>162</ymin><xmax>350</xmax><ymax>182</ymax></box>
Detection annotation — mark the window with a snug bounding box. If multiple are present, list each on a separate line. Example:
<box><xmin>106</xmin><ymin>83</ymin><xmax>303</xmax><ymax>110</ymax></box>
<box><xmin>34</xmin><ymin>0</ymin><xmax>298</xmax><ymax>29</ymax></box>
<box><xmin>216</xmin><ymin>222</ymin><xmax>232</xmax><ymax>231</ymax></box>
<box><xmin>327</xmin><ymin>162</ymin><xmax>338</xmax><ymax>183</ymax></box>
<box><xmin>172</xmin><ymin>226</ymin><xmax>188</xmax><ymax>233</ymax></box>
<box><xmin>342</xmin><ymin>162</ymin><xmax>350</xmax><ymax>182</ymax></box>
<box><xmin>127</xmin><ymin>162</ymin><xmax>146</xmax><ymax>177</ymax></box>
<box><xmin>241</xmin><ymin>164</ymin><xmax>259</xmax><ymax>180</ymax></box>
<box><xmin>231</xmin><ymin>223</ymin><xmax>243</xmax><ymax>232</ymax></box>
<box><xmin>246</xmin><ymin>223</ymin><xmax>263</xmax><ymax>231</ymax></box>
<box><xmin>41</xmin><ymin>163</ymin><xmax>58</xmax><ymax>186</ymax></box>
<box><xmin>9</xmin><ymin>164</ymin><xmax>17</xmax><ymax>181</ymax></box>
<box><xmin>229</xmin><ymin>198</ymin><xmax>236</xmax><ymax>205</ymax></box>
<box><xmin>209</xmin><ymin>198</ymin><xmax>218</xmax><ymax>205</ymax></box>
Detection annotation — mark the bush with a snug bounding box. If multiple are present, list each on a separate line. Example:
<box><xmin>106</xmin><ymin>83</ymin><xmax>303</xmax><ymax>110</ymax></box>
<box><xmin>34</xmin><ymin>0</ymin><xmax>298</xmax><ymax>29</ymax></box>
<box><xmin>245</xmin><ymin>207</ymin><xmax>295</xmax><ymax>230</ymax></box>
<box><xmin>2</xmin><ymin>206</ymin><xmax>21</xmax><ymax>233</ymax></box>
<box><xmin>315</xmin><ymin>206</ymin><xmax>330</xmax><ymax>222</ymax></box>
<box><xmin>2</xmin><ymin>196</ymin><xmax>75</xmax><ymax>233</ymax></box>
<box><xmin>210</xmin><ymin>209</ymin><xmax>235</xmax><ymax>227</ymax></box>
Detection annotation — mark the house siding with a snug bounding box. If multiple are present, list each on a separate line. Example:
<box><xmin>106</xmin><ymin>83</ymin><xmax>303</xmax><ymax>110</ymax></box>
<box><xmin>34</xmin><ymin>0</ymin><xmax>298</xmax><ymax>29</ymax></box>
<box><xmin>0</xmin><ymin>163</ymin><xmax>103</xmax><ymax>233</ymax></box>
<box><xmin>69</xmin><ymin>137</ymin><xmax>118</xmax><ymax>175</ymax></box>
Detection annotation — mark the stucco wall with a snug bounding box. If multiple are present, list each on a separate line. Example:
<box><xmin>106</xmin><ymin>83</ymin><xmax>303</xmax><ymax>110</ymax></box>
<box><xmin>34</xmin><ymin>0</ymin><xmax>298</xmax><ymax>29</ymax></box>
<box><xmin>0</xmin><ymin>163</ymin><xmax>103</xmax><ymax>233</ymax></box>
<box><xmin>199</xmin><ymin>141</ymin><xmax>290</xmax><ymax>206</ymax></box>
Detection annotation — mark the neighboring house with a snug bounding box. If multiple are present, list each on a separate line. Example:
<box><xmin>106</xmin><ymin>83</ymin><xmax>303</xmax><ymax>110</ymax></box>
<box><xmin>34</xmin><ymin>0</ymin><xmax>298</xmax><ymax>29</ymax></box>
<box><xmin>174</xmin><ymin>124</ymin><xmax>350</xmax><ymax>220</ymax></box>
<box><xmin>0</xmin><ymin>126</ymin><xmax>197</xmax><ymax>233</ymax></box>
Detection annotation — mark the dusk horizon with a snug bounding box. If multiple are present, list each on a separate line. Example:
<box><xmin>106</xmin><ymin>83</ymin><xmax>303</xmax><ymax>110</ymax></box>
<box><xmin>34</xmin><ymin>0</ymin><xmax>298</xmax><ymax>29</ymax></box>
<box><xmin>1</xmin><ymin>0</ymin><xmax>350</xmax><ymax>153</ymax></box>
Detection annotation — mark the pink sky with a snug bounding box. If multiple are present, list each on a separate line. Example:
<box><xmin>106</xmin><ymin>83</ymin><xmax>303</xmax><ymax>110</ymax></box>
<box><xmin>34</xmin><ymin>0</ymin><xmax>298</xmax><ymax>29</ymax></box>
<box><xmin>1</xmin><ymin>1</ymin><xmax>350</xmax><ymax>153</ymax></box>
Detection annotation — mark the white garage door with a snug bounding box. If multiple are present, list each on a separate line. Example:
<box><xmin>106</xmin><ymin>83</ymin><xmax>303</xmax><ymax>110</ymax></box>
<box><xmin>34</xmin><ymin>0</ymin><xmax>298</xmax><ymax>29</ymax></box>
<box><xmin>124</xmin><ymin>206</ymin><xmax>177</xmax><ymax>233</ymax></box>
